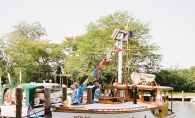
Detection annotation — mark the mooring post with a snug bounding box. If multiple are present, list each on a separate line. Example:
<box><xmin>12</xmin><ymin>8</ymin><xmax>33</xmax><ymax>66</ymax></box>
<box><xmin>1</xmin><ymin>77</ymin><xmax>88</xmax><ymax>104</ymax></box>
<box><xmin>16</xmin><ymin>85</ymin><xmax>23</xmax><ymax>118</ymax></box>
<box><xmin>86</xmin><ymin>86</ymin><xmax>93</xmax><ymax>104</ymax></box>
<box><xmin>62</xmin><ymin>84</ymin><xmax>67</xmax><ymax>102</ymax></box>
<box><xmin>132</xmin><ymin>85</ymin><xmax>137</xmax><ymax>104</ymax></box>
<box><xmin>44</xmin><ymin>86</ymin><xmax>51</xmax><ymax>118</ymax></box>
<box><xmin>182</xmin><ymin>90</ymin><xmax>184</xmax><ymax>102</ymax></box>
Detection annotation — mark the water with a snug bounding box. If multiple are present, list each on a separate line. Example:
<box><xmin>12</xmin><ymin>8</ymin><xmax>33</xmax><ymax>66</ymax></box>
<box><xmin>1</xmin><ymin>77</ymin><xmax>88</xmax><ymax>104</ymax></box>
<box><xmin>172</xmin><ymin>101</ymin><xmax>195</xmax><ymax>118</ymax></box>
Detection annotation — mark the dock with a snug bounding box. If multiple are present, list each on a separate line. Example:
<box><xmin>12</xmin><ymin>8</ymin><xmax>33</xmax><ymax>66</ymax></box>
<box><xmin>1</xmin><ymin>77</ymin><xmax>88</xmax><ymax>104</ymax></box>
<box><xmin>168</xmin><ymin>96</ymin><xmax>195</xmax><ymax>102</ymax></box>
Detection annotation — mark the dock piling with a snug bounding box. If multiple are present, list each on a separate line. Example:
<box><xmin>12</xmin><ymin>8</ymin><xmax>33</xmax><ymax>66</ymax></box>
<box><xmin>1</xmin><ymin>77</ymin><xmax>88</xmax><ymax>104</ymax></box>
<box><xmin>16</xmin><ymin>85</ymin><xmax>23</xmax><ymax>118</ymax></box>
<box><xmin>44</xmin><ymin>86</ymin><xmax>51</xmax><ymax>118</ymax></box>
<box><xmin>62</xmin><ymin>84</ymin><xmax>67</xmax><ymax>102</ymax></box>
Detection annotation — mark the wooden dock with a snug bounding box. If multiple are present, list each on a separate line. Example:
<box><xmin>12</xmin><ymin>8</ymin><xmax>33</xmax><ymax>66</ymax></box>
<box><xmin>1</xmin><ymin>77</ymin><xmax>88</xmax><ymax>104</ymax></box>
<box><xmin>168</xmin><ymin>96</ymin><xmax>195</xmax><ymax>101</ymax></box>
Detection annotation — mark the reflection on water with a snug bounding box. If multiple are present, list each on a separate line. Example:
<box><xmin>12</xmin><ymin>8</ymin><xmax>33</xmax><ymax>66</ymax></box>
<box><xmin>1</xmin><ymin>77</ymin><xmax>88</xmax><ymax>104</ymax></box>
<box><xmin>172</xmin><ymin>101</ymin><xmax>195</xmax><ymax>118</ymax></box>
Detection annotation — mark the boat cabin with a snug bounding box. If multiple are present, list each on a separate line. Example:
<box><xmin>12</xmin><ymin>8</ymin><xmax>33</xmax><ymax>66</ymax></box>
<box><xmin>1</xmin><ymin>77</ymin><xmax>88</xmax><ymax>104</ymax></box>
<box><xmin>98</xmin><ymin>72</ymin><xmax>174</xmax><ymax>117</ymax></box>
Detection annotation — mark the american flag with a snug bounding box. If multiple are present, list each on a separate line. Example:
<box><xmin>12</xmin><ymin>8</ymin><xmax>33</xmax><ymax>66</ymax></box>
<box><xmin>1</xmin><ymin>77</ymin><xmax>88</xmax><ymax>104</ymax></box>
<box><xmin>27</xmin><ymin>104</ymin><xmax>33</xmax><ymax>118</ymax></box>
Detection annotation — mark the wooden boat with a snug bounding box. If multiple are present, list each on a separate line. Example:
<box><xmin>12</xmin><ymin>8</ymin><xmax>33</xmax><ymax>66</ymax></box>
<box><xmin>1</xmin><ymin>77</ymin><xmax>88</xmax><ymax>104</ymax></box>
<box><xmin>52</xmin><ymin>28</ymin><xmax>176</xmax><ymax>118</ymax></box>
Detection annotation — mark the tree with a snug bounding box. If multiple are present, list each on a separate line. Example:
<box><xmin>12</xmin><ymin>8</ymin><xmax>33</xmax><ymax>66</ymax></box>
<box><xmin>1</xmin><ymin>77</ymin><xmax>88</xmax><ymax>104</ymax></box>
<box><xmin>62</xmin><ymin>11</ymin><xmax>162</xmax><ymax>85</ymax></box>
<box><xmin>13</xmin><ymin>21</ymin><xmax>47</xmax><ymax>40</ymax></box>
<box><xmin>154</xmin><ymin>65</ymin><xmax>189</xmax><ymax>92</ymax></box>
<box><xmin>0</xmin><ymin>37</ymin><xmax>9</xmax><ymax>85</ymax></box>
<box><xmin>4</xmin><ymin>21</ymin><xmax>65</xmax><ymax>83</ymax></box>
<box><xmin>179</xmin><ymin>66</ymin><xmax>195</xmax><ymax>92</ymax></box>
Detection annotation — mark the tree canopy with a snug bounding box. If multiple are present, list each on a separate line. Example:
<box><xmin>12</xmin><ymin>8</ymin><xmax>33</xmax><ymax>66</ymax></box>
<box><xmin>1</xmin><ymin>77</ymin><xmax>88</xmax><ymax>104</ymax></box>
<box><xmin>62</xmin><ymin>11</ymin><xmax>161</xmax><ymax>85</ymax></box>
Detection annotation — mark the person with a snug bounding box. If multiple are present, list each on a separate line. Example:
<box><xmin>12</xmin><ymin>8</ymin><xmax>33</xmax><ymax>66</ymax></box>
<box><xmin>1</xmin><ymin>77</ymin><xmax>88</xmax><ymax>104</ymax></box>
<box><xmin>21</xmin><ymin>89</ymin><xmax>26</xmax><ymax>106</ymax></box>
<box><xmin>92</xmin><ymin>82</ymin><xmax>99</xmax><ymax>101</ymax></box>
<box><xmin>149</xmin><ymin>90</ymin><xmax>155</xmax><ymax>101</ymax></box>
<box><xmin>34</xmin><ymin>93</ymin><xmax>40</xmax><ymax>105</ymax></box>
<box><xmin>70</xmin><ymin>84</ymin><xmax>78</xmax><ymax>105</ymax></box>
<box><xmin>74</xmin><ymin>82</ymin><xmax>83</xmax><ymax>103</ymax></box>
<box><xmin>94</xmin><ymin>85</ymin><xmax>102</xmax><ymax>103</ymax></box>
<box><xmin>3</xmin><ymin>89</ymin><xmax>11</xmax><ymax>105</ymax></box>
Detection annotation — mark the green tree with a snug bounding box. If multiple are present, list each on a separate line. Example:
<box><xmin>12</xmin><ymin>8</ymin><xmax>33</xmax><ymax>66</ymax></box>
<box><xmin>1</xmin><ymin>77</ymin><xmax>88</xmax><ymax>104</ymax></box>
<box><xmin>4</xmin><ymin>21</ymin><xmax>65</xmax><ymax>83</ymax></box>
<box><xmin>13</xmin><ymin>21</ymin><xmax>47</xmax><ymax>40</ymax></box>
<box><xmin>154</xmin><ymin>65</ymin><xmax>188</xmax><ymax>92</ymax></box>
<box><xmin>62</xmin><ymin>11</ymin><xmax>161</xmax><ymax>85</ymax></box>
<box><xmin>0</xmin><ymin>37</ymin><xmax>8</xmax><ymax>85</ymax></box>
<box><xmin>179</xmin><ymin>66</ymin><xmax>195</xmax><ymax>92</ymax></box>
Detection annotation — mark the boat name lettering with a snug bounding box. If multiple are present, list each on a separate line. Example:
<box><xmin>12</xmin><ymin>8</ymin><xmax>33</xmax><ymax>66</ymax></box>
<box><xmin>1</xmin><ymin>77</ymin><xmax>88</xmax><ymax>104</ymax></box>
<box><xmin>74</xmin><ymin>116</ymin><xmax>90</xmax><ymax>118</ymax></box>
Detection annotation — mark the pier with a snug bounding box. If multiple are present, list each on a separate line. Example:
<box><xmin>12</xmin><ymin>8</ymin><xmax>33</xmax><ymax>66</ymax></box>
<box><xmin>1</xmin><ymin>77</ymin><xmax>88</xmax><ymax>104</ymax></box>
<box><xmin>169</xmin><ymin>96</ymin><xmax>195</xmax><ymax>102</ymax></box>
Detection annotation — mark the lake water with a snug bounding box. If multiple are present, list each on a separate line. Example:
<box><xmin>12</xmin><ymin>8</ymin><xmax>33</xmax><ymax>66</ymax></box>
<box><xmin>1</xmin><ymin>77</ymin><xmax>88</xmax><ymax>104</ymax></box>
<box><xmin>172</xmin><ymin>101</ymin><xmax>195</xmax><ymax>118</ymax></box>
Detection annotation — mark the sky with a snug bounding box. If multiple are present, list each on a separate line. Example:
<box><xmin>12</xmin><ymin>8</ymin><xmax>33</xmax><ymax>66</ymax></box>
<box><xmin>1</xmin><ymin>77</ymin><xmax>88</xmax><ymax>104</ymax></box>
<box><xmin>0</xmin><ymin>0</ymin><xmax>195</xmax><ymax>69</ymax></box>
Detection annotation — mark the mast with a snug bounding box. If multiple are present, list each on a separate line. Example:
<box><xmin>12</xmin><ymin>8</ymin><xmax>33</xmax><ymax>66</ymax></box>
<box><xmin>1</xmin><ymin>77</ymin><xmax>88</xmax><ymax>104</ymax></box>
<box><xmin>125</xmin><ymin>28</ymin><xmax>130</xmax><ymax>101</ymax></box>
<box><xmin>118</xmin><ymin>41</ymin><xmax>123</xmax><ymax>83</ymax></box>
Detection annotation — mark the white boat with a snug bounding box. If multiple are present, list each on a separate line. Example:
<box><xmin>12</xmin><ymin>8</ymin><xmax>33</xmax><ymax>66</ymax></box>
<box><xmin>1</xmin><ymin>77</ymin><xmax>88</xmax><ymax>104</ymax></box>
<box><xmin>52</xmin><ymin>28</ymin><xmax>176</xmax><ymax>118</ymax></box>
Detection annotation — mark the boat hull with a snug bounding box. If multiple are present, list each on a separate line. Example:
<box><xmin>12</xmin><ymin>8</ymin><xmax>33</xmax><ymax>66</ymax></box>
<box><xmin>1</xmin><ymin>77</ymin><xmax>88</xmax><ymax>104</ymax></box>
<box><xmin>52</xmin><ymin>110</ymin><xmax>156</xmax><ymax>118</ymax></box>
<box><xmin>52</xmin><ymin>111</ymin><xmax>176</xmax><ymax>118</ymax></box>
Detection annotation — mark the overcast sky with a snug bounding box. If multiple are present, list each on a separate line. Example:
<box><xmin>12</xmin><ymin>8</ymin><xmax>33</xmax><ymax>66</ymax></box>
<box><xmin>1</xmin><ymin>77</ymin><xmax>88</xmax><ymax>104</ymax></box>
<box><xmin>0</xmin><ymin>0</ymin><xmax>195</xmax><ymax>69</ymax></box>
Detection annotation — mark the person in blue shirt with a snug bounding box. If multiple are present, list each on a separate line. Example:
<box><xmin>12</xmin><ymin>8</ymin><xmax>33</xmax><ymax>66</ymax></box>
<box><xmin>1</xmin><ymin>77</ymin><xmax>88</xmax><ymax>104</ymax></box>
<box><xmin>74</xmin><ymin>82</ymin><xmax>83</xmax><ymax>103</ymax></box>
<box><xmin>92</xmin><ymin>82</ymin><xmax>99</xmax><ymax>101</ymax></box>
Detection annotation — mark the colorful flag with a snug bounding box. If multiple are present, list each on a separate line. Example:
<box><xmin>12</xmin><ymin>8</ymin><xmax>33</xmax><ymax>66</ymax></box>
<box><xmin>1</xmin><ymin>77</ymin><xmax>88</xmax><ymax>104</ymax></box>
<box><xmin>117</xmin><ymin>48</ymin><xmax>122</xmax><ymax>52</ymax></box>
<box><xmin>115</xmin><ymin>41</ymin><xmax>122</xmax><ymax>52</ymax></box>
<box><xmin>120</xmin><ymin>33</ymin><xmax>125</xmax><ymax>42</ymax></box>
<box><xmin>63</xmin><ymin>99</ymin><xmax>69</xmax><ymax>108</ymax></box>
<box><xmin>81</xmin><ymin>77</ymin><xmax>89</xmax><ymax>90</ymax></box>
<box><xmin>27</xmin><ymin>104</ymin><xmax>33</xmax><ymax>118</ymax></box>
<box><xmin>115</xmin><ymin>41</ymin><xmax>119</xmax><ymax>48</ymax></box>
<box><xmin>103</xmin><ymin>59</ymin><xmax>111</xmax><ymax>65</ymax></box>
<box><xmin>93</xmin><ymin>69</ymin><xmax>98</xmax><ymax>80</ymax></box>
<box><xmin>130</xmin><ymin>31</ymin><xmax>133</xmax><ymax>38</ymax></box>
<box><xmin>97</xmin><ymin>61</ymin><xmax>103</xmax><ymax>69</ymax></box>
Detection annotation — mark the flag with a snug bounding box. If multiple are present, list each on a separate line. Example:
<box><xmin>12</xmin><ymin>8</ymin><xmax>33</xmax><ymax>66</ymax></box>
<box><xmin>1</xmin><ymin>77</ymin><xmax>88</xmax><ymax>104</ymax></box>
<box><xmin>97</xmin><ymin>61</ymin><xmax>103</xmax><ymax>69</ymax></box>
<box><xmin>115</xmin><ymin>41</ymin><xmax>119</xmax><ymax>48</ymax></box>
<box><xmin>81</xmin><ymin>78</ymin><xmax>88</xmax><ymax>90</ymax></box>
<box><xmin>106</xmin><ymin>52</ymin><xmax>111</xmax><ymax>61</ymax></box>
<box><xmin>130</xmin><ymin>31</ymin><xmax>133</xmax><ymax>38</ymax></box>
<box><xmin>103</xmin><ymin>59</ymin><xmax>111</xmax><ymax>65</ymax></box>
<box><xmin>63</xmin><ymin>99</ymin><xmax>69</xmax><ymax>107</ymax></box>
<box><xmin>81</xmin><ymin>83</ymin><xmax>88</xmax><ymax>90</ymax></box>
<box><xmin>8</xmin><ymin>73</ymin><xmax>11</xmax><ymax>84</ymax></box>
<box><xmin>117</xmin><ymin>48</ymin><xmax>122</xmax><ymax>52</ymax></box>
<box><xmin>115</xmin><ymin>41</ymin><xmax>122</xmax><ymax>52</ymax></box>
<box><xmin>145</xmin><ymin>55</ymin><xmax>151</xmax><ymax>65</ymax></box>
<box><xmin>93</xmin><ymin>69</ymin><xmax>98</xmax><ymax>80</ymax></box>
<box><xmin>27</xmin><ymin>104</ymin><xmax>33</xmax><ymax>118</ymax></box>
<box><xmin>120</xmin><ymin>33</ymin><xmax>125</xmax><ymax>42</ymax></box>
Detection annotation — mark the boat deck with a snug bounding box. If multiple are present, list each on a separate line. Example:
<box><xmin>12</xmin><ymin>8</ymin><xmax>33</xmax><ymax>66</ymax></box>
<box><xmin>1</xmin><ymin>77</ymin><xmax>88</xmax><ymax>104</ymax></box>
<box><xmin>85</xmin><ymin>102</ymin><xmax>155</xmax><ymax>110</ymax></box>
<box><xmin>55</xmin><ymin>101</ymin><xmax>157</xmax><ymax>111</ymax></box>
